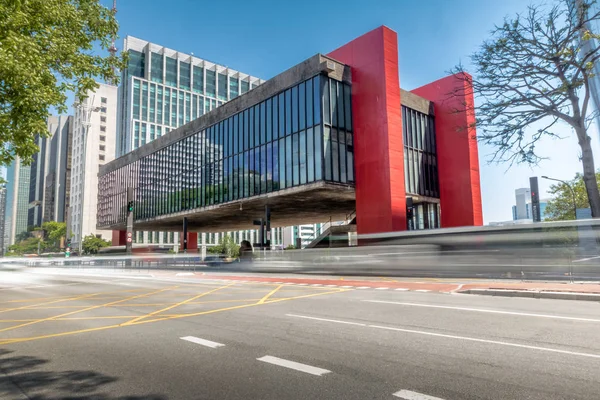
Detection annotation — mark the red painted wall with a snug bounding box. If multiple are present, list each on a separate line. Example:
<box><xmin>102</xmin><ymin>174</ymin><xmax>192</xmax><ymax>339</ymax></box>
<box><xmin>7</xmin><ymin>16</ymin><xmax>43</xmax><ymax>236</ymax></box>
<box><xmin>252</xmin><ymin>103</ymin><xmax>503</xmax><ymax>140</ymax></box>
<box><xmin>328</xmin><ymin>26</ymin><xmax>406</xmax><ymax>234</ymax></box>
<box><xmin>179</xmin><ymin>232</ymin><xmax>198</xmax><ymax>251</ymax></box>
<box><xmin>112</xmin><ymin>230</ymin><xmax>126</xmax><ymax>246</ymax></box>
<box><xmin>411</xmin><ymin>73</ymin><xmax>483</xmax><ymax>227</ymax></box>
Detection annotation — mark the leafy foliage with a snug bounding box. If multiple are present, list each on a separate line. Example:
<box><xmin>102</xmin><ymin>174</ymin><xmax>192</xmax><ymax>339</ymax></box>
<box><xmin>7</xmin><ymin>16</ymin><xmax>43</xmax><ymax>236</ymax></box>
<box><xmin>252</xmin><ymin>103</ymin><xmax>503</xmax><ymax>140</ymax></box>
<box><xmin>545</xmin><ymin>172</ymin><xmax>600</xmax><ymax>220</ymax></box>
<box><xmin>208</xmin><ymin>235</ymin><xmax>240</xmax><ymax>258</ymax></box>
<box><xmin>81</xmin><ymin>234</ymin><xmax>110</xmax><ymax>255</ymax></box>
<box><xmin>0</xmin><ymin>0</ymin><xmax>126</xmax><ymax>165</ymax></box>
<box><xmin>41</xmin><ymin>221</ymin><xmax>66</xmax><ymax>251</ymax></box>
<box><xmin>7</xmin><ymin>237</ymin><xmax>44</xmax><ymax>255</ymax></box>
<box><xmin>284</xmin><ymin>244</ymin><xmax>296</xmax><ymax>250</ymax></box>
<box><xmin>454</xmin><ymin>0</ymin><xmax>600</xmax><ymax>216</ymax></box>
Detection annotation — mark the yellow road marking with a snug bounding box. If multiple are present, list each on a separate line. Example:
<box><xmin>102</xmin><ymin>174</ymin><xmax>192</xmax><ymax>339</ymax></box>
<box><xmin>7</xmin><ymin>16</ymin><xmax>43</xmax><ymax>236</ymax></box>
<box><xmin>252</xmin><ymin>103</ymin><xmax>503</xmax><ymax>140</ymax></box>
<box><xmin>136</xmin><ymin>288</ymin><xmax>350</xmax><ymax>323</ymax></box>
<box><xmin>0</xmin><ymin>292</ymin><xmax>104</xmax><ymax>314</ymax></box>
<box><xmin>257</xmin><ymin>285</ymin><xmax>284</xmax><ymax>304</ymax></box>
<box><xmin>0</xmin><ymin>286</ymin><xmax>349</xmax><ymax>345</ymax></box>
<box><xmin>122</xmin><ymin>283</ymin><xmax>236</xmax><ymax>325</ymax></box>
<box><xmin>0</xmin><ymin>286</ymin><xmax>178</xmax><ymax>334</ymax></box>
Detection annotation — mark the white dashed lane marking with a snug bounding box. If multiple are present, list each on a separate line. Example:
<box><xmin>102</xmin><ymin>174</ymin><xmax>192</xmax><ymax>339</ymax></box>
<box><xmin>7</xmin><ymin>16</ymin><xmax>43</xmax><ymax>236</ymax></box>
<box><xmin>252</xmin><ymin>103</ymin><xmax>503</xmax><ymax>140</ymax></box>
<box><xmin>180</xmin><ymin>336</ymin><xmax>225</xmax><ymax>349</ymax></box>
<box><xmin>257</xmin><ymin>355</ymin><xmax>331</xmax><ymax>376</ymax></box>
<box><xmin>393</xmin><ymin>389</ymin><xmax>446</xmax><ymax>399</ymax></box>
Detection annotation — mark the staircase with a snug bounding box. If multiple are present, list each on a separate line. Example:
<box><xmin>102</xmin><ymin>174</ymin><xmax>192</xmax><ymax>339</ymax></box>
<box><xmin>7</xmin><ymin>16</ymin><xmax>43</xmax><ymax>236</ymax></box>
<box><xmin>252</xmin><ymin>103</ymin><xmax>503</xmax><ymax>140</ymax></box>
<box><xmin>305</xmin><ymin>211</ymin><xmax>357</xmax><ymax>249</ymax></box>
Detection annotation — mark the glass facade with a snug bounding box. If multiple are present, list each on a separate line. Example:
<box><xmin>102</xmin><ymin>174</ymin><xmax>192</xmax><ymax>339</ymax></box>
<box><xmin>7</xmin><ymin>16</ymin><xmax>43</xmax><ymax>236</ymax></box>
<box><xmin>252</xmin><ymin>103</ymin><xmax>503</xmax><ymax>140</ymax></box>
<box><xmin>99</xmin><ymin>75</ymin><xmax>353</xmax><ymax>227</ymax></box>
<box><xmin>402</xmin><ymin>106</ymin><xmax>438</xmax><ymax>198</ymax></box>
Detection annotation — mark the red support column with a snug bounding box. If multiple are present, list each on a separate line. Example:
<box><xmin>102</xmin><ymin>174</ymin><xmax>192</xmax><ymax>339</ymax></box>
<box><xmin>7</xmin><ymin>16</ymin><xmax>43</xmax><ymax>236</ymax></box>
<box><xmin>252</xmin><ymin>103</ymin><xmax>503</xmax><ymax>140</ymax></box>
<box><xmin>411</xmin><ymin>73</ymin><xmax>483</xmax><ymax>227</ymax></box>
<box><xmin>112</xmin><ymin>230</ymin><xmax>127</xmax><ymax>246</ymax></box>
<box><xmin>179</xmin><ymin>232</ymin><xmax>198</xmax><ymax>252</ymax></box>
<box><xmin>328</xmin><ymin>26</ymin><xmax>406</xmax><ymax>234</ymax></box>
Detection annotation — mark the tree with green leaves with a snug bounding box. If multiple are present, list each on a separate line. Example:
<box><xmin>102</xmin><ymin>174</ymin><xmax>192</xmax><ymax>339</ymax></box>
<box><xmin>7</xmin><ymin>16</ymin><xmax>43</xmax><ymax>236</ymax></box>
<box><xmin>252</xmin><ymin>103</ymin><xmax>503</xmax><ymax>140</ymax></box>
<box><xmin>7</xmin><ymin>237</ymin><xmax>45</xmax><ymax>255</ymax></box>
<box><xmin>41</xmin><ymin>221</ymin><xmax>66</xmax><ymax>251</ymax></box>
<box><xmin>544</xmin><ymin>172</ymin><xmax>600</xmax><ymax>220</ymax></box>
<box><xmin>454</xmin><ymin>0</ymin><xmax>600</xmax><ymax>217</ymax></box>
<box><xmin>0</xmin><ymin>0</ymin><xmax>126</xmax><ymax>165</ymax></box>
<box><xmin>81</xmin><ymin>234</ymin><xmax>111</xmax><ymax>255</ymax></box>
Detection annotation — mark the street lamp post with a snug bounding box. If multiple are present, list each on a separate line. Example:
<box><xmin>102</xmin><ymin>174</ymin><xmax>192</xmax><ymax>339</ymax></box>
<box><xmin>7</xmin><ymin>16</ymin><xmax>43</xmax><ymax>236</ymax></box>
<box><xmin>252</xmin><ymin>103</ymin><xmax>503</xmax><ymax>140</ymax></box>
<box><xmin>541</xmin><ymin>175</ymin><xmax>577</xmax><ymax>219</ymax></box>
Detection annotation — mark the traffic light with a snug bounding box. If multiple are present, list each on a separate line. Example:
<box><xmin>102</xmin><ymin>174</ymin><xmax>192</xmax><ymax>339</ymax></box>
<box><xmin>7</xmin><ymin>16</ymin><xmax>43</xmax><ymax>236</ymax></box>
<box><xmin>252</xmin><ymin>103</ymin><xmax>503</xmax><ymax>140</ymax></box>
<box><xmin>66</xmin><ymin>238</ymin><xmax>71</xmax><ymax>247</ymax></box>
<box><xmin>127</xmin><ymin>201</ymin><xmax>134</xmax><ymax>213</ymax></box>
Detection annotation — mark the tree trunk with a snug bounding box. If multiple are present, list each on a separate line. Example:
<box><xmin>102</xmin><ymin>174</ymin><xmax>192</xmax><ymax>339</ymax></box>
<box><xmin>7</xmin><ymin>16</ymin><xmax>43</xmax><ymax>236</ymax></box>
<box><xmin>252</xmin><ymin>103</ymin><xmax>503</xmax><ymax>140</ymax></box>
<box><xmin>577</xmin><ymin>127</ymin><xmax>600</xmax><ymax>218</ymax></box>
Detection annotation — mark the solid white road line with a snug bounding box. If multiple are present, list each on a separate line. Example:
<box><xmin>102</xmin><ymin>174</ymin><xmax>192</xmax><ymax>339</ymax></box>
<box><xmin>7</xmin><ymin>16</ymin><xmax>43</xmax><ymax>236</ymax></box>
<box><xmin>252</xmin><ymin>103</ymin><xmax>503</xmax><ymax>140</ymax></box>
<box><xmin>257</xmin><ymin>355</ymin><xmax>331</xmax><ymax>376</ymax></box>
<box><xmin>286</xmin><ymin>314</ymin><xmax>600</xmax><ymax>359</ymax></box>
<box><xmin>325</xmin><ymin>284</ymin><xmax>339</xmax><ymax>287</ymax></box>
<box><xmin>180</xmin><ymin>336</ymin><xmax>225</xmax><ymax>349</ymax></box>
<box><xmin>393</xmin><ymin>389</ymin><xmax>445</xmax><ymax>400</ymax></box>
<box><xmin>286</xmin><ymin>313</ymin><xmax>366</xmax><ymax>326</ymax></box>
<box><xmin>362</xmin><ymin>300</ymin><xmax>600</xmax><ymax>323</ymax></box>
<box><xmin>175</xmin><ymin>272</ymin><xmax>194</xmax><ymax>276</ymax></box>
<box><xmin>573</xmin><ymin>255</ymin><xmax>600</xmax><ymax>263</ymax></box>
<box><xmin>357</xmin><ymin>287</ymin><xmax>370</xmax><ymax>289</ymax></box>
<box><xmin>341</xmin><ymin>286</ymin><xmax>353</xmax><ymax>288</ymax></box>
<box><xmin>414</xmin><ymin>290</ymin><xmax>430</xmax><ymax>292</ymax></box>
<box><xmin>395</xmin><ymin>288</ymin><xmax>409</xmax><ymax>291</ymax></box>
<box><xmin>375</xmin><ymin>287</ymin><xmax>389</xmax><ymax>290</ymax></box>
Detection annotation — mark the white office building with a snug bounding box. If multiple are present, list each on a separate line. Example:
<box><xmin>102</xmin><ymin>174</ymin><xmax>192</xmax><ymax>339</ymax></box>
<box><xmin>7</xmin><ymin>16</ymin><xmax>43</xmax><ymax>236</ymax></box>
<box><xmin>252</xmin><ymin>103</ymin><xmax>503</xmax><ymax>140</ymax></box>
<box><xmin>70</xmin><ymin>83</ymin><xmax>118</xmax><ymax>252</ymax></box>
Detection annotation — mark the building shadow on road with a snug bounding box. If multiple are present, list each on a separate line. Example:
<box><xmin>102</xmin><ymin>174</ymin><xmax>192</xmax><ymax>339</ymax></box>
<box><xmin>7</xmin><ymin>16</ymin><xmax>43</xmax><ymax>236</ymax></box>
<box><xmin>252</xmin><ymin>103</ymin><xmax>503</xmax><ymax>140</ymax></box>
<box><xmin>0</xmin><ymin>349</ymin><xmax>167</xmax><ymax>400</ymax></box>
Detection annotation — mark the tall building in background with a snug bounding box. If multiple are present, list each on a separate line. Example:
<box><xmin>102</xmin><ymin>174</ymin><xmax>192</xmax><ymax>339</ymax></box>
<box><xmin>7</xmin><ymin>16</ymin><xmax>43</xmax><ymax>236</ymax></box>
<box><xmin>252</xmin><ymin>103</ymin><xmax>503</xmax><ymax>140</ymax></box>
<box><xmin>28</xmin><ymin>116</ymin><xmax>73</xmax><ymax>228</ymax></box>
<box><xmin>70</xmin><ymin>83</ymin><xmax>118</xmax><ymax>252</ymax></box>
<box><xmin>0</xmin><ymin>185</ymin><xmax>6</xmax><ymax>255</ymax></box>
<box><xmin>116</xmin><ymin>36</ymin><xmax>264</xmax><ymax>157</ymax></box>
<box><xmin>283</xmin><ymin>224</ymin><xmax>323</xmax><ymax>249</ymax></box>
<box><xmin>511</xmin><ymin>187</ymin><xmax>549</xmax><ymax>221</ymax></box>
<box><xmin>5</xmin><ymin>158</ymin><xmax>31</xmax><ymax>246</ymax></box>
<box><xmin>116</xmin><ymin>36</ymin><xmax>264</xmax><ymax>248</ymax></box>
<box><xmin>513</xmin><ymin>188</ymin><xmax>531</xmax><ymax>220</ymax></box>
<box><xmin>570</xmin><ymin>0</ymin><xmax>600</xmax><ymax>134</ymax></box>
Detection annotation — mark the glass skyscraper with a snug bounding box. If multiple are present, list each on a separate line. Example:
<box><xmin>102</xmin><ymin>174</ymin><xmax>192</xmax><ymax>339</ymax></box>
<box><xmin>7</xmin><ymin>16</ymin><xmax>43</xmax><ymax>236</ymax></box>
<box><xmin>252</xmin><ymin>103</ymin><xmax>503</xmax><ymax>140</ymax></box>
<box><xmin>115</xmin><ymin>36</ymin><xmax>269</xmax><ymax>249</ymax></box>
<box><xmin>116</xmin><ymin>36</ymin><xmax>264</xmax><ymax>157</ymax></box>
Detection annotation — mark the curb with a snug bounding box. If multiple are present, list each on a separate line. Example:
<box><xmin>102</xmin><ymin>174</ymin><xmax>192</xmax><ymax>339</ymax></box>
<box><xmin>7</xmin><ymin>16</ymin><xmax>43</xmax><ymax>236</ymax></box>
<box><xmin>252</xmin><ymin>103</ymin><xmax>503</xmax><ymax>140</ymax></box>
<box><xmin>459</xmin><ymin>289</ymin><xmax>600</xmax><ymax>302</ymax></box>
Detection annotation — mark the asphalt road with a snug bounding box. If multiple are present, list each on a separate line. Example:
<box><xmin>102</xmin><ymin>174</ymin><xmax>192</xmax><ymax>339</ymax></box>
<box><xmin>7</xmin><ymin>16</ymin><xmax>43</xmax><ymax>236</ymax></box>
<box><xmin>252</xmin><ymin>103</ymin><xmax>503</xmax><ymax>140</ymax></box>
<box><xmin>1</xmin><ymin>268</ymin><xmax>599</xmax><ymax>399</ymax></box>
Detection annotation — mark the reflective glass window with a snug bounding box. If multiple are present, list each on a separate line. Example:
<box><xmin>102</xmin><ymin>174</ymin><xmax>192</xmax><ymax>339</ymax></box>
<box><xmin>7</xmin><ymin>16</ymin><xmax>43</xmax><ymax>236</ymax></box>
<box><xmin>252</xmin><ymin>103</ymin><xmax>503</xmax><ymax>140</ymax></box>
<box><xmin>292</xmin><ymin>86</ymin><xmax>299</xmax><ymax>133</ymax></box>
<box><xmin>279</xmin><ymin>138</ymin><xmax>286</xmax><ymax>189</ymax></box>
<box><xmin>218</xmin><ymin>73</ymin><xmax>228</xmax><ymax>101</ymax></box>
<box><xmin>285</xmin><ymin>136</ymin><xmax>292</xmax><ymax>187</ymax></box>
<box><xmin>141</xmin><ymin>82</ymin><xmax>148</xmax><ymax>121</ymax></box>
<box><xmin>178</xmin><ymin>91</ymin><xmax>184</xmax><ymax>126</ymax></box>
<box><xmin>323</xmin><ymin>78</ymin><xmax>331</xmax><ymax>125</ymax></box>
<box><xmin>151</xmin><ymin>52</ymin><xmax>163</xmax><ymax>83</ymax></box>
<box><xmin>278</xmin><ymin>93</ymin><xmax>285</xmax><ymax>138</ymax></box>
<box><xmin>323</xmin><ymin>126</ymin><xmax>331</xmax><ymax>180</ymax></box>
<box><xmin>299</xmin><ymin>130</ymin><xmax>306</xmax><ymax>184</ymax></box>
<box><xmin>127</xmin><ymin>50</ymin><xmax>145</xmax><ymax>78</ymax></box>
<box><xmin>185</xmin><ymin>93</ymin><xmax>191</xmax><ymax>123</ymax></box>
<box><xmin>165</xmin><ymin>57</ymin><xmax>177</xmax><ymax>87</ymax></box>
<box><xmin>307</xmin><ymin>127</ymin><xmax>314</xmax><ymax>182</ymax></box>
<box><xmin>179</xmin><ymin>62</ymin><xmax>191</xmax><ymax>90</ymax></box>
<box><xmin>330</xmin><ymin>80</ymin><xmax>337</xmax><ymax>127</ymax></box>
<box><xmin>260</xmin><ymin>144</ymin><xmax>267</xmax><ymax>193</ymax></box>
<box><xmin>273</xmin><ymin>140</ymin><xmax>279</xmax><ymax>190</ymax></box>
<box><xmin>230</xmin><ymin>77</ymin><xmax>239</xmax><ymax>98</ymax></box>
<box><xmin>344</xmin><ymin>84</ymin><xmax>352</xmax><ymax>131</ymax></box>
<box><xmin>157</xmin><ymin>87</ymin><xmax>163</xmax><ymax>124</ymax></box>
<box><xmin>299</xmin><ymin>82</ymin><xmax>306</xmax><ymax>131</ymax></box>
<box><xmin>313</xmin><ymin>77</ymin><xmax>321</xmax><ymax>124</ymax></box>
<box><xmin>149</xmin><ymin>84</ymin><xmax>156</xmax><ymax>123</ymax></box>
<box><xmin>133</xmin><ymin>80</ymin><xmax>140</xmax><ymax>119</ymax></box>
<box><xmin>292</xmin><ymin>133</ymin><xmax>299</xmax><ymax>186</ymax></box>
<box><xmin>306</xmin><ymin>78</ymin><xmax>314</xmax><ymax>127</ymax></box>
<box><xmin>171</xmin><ymin>90</ymin><xmax>177</xmax><ymax>126</ymax></box>
<box><xmin>193</xmin><ymin>66</ymin><xmax>204</xmax><ymax>94</ymax></box>
<box><xmin>206</xmin><ymin>70</ymin><xmax>216</xmax><ymax>98</ymax></box>
<box><xmin>272</xmin><ymin>96</ymin><xmax>278</xmax><ymax>140</ymax></box>
<box><xmin>241</xmin><ymin>80</ymin><xmax>250</xmax><ymax>94</ymax></box>
<box><xmin>285</xmin><ymin>89</ymin><xmax>292</xmax><ymax>135</ymax></box>
<box><xmin>260</xmin><ymin>101</ymin><xmax>266</xmax><ymax>145</ymax></box>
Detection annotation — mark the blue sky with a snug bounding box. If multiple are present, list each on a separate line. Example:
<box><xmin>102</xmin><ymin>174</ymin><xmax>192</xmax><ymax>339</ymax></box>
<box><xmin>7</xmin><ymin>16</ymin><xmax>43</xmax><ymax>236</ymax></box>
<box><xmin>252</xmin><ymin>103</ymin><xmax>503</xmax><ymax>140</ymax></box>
<box><xmin>105</xmin><ymin>0</ymin><xmax>599</xmax><ymax>223</ymax></box>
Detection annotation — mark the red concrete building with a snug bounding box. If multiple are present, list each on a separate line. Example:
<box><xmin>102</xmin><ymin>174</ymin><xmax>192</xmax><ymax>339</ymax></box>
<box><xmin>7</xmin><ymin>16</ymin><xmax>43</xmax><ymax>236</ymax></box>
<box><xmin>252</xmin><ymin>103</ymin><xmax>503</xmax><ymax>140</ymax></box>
<box><xmin>101</xmin><ymin>25</ymin><xmax>482</xmax><ymax>249</ymax></box>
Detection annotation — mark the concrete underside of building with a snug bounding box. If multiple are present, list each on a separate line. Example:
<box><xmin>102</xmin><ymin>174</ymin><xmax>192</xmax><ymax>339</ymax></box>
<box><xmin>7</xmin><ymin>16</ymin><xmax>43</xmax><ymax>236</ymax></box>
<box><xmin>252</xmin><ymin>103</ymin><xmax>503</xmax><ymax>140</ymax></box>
<box><xmin>108</xmin><ymin>182</ymin><xmax>354</xmax><ymax>232</ymax></box>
